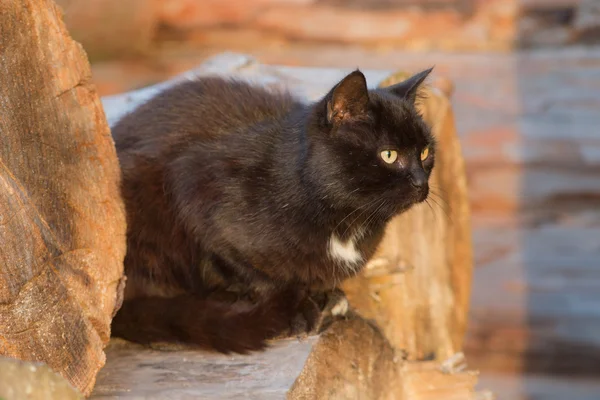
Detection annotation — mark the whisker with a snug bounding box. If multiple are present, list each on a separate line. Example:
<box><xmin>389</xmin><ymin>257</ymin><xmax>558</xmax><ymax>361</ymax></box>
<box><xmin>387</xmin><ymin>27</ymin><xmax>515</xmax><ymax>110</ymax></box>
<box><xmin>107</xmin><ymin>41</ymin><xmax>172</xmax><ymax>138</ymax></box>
<box><xmin>334</xmin><ymin>202</ymin><xmax>368</xmax><ymax>233</ymax></box>
<box><xmin>361</xmin><ymin>198</ymin><xmax>388</xmax><ymax>233</ymax></box>
<box><xmin>342</xmin><ymin>199</ymin><xmax>380</xmax><ymax>237</ymax></box>
<box><xmin>354</xmin><ymin>200</ymin><xmax>379</xmax><ymax>236</ymax></box>
<box><xmin>424</xmin><ymin>198</ymin><xmax>436</xmax><ymax>217</ymax></box>
<box><xmin>424</xmin><ymin>198</ymin><xmax>443</xmax><ymax>228</ymax></box>
<box><xmin>428</xmin><ymin>184</ymin><xmax>449</xmax><ymax>195</ymax></box>
<box><xmin>429</xmin><ymin>190</ymin><xmax>451</xmax><ymax>210</ymax></box>
<box><xmin>427</xmin><ymin>195</ymin><xmax>452</xmax><ymax>221</ymax></box>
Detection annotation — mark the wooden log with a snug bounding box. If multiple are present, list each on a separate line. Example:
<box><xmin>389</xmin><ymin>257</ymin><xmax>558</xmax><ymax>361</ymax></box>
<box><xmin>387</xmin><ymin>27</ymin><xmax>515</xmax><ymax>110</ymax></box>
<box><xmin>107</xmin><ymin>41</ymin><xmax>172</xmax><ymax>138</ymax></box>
<box><xmin>342</xmin><ymin>71</ymin><xmax>473</xmax><ymax>361</ymax></box>
<box><xmin>0</xmin><ymin>0</ymin><xmax>126</xmax><ymax>396</ymax></box>
<box><xmin>287</xmin><ymin>318</ymin><xmax>400</xmax><ymax>400</ymax></box>
<box><xmin>288</xmin><ymin>321</ymin><xmax>488</xmax><ymax>400</ymax></box>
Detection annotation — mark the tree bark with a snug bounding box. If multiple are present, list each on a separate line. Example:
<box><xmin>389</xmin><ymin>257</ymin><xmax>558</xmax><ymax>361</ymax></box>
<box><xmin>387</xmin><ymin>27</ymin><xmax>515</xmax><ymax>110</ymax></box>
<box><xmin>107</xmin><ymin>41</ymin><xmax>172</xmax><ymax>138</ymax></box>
<box><xmin>0</xmin><ymin>0</ymin><xmax>126</xmax><ymax>395</ymax></box>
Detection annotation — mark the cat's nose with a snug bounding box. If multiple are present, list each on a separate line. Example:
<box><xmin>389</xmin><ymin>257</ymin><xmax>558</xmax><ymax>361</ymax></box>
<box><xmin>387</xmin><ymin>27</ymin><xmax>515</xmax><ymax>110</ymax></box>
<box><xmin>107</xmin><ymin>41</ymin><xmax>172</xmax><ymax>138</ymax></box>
<box><xmin>409</xmin><ymin>170</ymin><xmax>427</xmax><ymax>189</ymax></box>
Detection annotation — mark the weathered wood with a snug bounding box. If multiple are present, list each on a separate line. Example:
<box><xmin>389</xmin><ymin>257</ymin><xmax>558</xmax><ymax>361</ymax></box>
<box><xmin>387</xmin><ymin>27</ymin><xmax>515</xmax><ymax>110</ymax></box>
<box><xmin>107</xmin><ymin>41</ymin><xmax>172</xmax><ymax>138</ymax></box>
<box><xmin>399</xmin><ymin>355</ymin><xmax>487</xmax><ymax>400</ymax></box>
<box><xmin>0</xmin><ymin>0</ymin><xmax>126</xmax><ymax>396</ymax></box>
<box><xmin>288</xmin><ymin>318</ymin><xmax>400</xmax><ymax>400</ymax></box>
<box><xmin>288</xmin><ymin>321</ymin><xmax>485</xmax><ymax>400</ymax></box>
<box><xmin>342</xmin><ymin>72</ymin><xmax>473</xmax><ymax>361</ymax></box>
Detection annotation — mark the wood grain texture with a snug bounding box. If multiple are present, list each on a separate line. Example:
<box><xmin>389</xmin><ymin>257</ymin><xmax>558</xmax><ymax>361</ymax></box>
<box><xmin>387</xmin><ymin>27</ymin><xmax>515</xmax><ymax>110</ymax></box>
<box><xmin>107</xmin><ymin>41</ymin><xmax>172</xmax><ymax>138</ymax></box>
<box><xmin>288</xmin><ymin>319</ymin><xmax>484</xmax><ymax>400</ymax></box>
<box><xmin>0</xmin><ymin>0</ymin><xmax>126</xmax><ymax>395</ymax></box>
<box><xmin>288</xmin><ymin>318</ymin><xmax>399</xmax><ymax>400</ymax></box>
<box><xmin>342</xmin><ymin>72</ymin><xmax>473</xmax><ymax>361</ymax></box>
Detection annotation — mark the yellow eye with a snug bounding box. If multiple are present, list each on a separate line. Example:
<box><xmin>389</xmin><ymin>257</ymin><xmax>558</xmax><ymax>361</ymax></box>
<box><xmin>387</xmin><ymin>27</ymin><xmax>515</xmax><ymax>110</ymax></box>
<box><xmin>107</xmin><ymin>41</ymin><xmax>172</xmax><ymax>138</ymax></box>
<box><xmin>380</xmin><ymin>150</ymin><xmax>398</xmax><ymax>164</ymax></box>
<box><xmin>420</xmin><ymin>146</ymin><xmax>429</xmax><ymax>161</ymax></box>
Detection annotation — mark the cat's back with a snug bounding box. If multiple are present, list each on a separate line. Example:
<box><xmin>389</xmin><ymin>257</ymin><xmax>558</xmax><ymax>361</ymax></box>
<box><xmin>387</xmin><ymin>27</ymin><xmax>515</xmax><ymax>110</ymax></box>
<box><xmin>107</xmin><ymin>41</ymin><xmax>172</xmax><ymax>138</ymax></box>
<box><xmin>112</xmin><ymin>77</ymin><xmax>298</xmax><ymax>154</ymax></box>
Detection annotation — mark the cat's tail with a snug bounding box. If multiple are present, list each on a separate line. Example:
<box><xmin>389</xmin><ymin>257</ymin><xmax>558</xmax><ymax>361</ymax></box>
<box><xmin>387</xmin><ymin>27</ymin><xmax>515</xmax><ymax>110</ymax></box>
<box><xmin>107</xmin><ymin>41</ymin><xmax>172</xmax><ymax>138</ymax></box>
<box><xmin>110</xmin><ymin>289</ymin><xmax>304</xmax><ymax>354</ymax></box>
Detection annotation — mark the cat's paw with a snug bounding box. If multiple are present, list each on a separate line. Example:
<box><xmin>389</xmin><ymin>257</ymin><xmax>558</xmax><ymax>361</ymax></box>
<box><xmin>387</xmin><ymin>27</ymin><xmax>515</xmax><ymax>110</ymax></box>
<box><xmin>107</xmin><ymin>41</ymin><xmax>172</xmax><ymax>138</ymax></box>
<box><xmin>324</xmin><ymin>289</ymin><xmax>350</xmax><ymax>317</ymax></box>
<box><xmin>286</xmin><ymin>289</ymin><xmax>350</xmax><ymax>338</ymax></box>
<box><xmin>314</xmin><ymin>288</ymin><xmax>350</xmax><ymax>333</ymax></box>
<box><xmin>288</xmin><ymin>296</ymin><xmax>320</xmax><ymax>337</ymax></box>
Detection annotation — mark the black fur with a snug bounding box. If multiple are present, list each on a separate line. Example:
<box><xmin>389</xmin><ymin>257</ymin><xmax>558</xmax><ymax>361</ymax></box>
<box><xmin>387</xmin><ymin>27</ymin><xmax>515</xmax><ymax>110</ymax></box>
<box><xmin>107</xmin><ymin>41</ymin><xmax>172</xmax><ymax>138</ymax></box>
<box><xmin>110</xmin><ymin>69</ymin><xmax>435</xmax><ymax>352</ymax></box>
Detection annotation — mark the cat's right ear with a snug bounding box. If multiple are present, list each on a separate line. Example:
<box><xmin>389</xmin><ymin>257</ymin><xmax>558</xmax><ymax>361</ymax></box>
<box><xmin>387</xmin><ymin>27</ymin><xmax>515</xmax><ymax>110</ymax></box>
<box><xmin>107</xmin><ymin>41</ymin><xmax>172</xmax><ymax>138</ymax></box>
<box><xmin>325</xmin><ymin>70</ymin><xmax>369</xmax><ymax>125</ymax></box>
<box><xmin>387</xmin><ymin>68</ymin><xmax>433</xmax><ymax>105</ymax></box>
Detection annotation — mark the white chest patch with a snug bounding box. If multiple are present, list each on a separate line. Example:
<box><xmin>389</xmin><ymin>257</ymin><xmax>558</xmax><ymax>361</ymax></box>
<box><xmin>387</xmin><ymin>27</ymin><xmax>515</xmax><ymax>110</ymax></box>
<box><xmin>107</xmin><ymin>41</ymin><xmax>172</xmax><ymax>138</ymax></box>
<box><xmin>328</xmin><ymin>233</ymin><xmax>363</xmax><ymax>268</ymax></box>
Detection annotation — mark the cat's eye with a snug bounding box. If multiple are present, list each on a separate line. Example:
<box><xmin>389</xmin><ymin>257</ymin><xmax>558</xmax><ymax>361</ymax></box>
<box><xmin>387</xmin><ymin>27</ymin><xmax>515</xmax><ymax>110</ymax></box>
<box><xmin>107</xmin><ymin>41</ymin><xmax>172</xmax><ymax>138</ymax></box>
<box><xmin>380</xmin><ymin>150</ymin><xmax>398</xmax><ymax>164</ymax></box>
<box><xmin>420</xmin><ymin>146</ymin><xmax>430</xmax><ymax>161</ymax></box>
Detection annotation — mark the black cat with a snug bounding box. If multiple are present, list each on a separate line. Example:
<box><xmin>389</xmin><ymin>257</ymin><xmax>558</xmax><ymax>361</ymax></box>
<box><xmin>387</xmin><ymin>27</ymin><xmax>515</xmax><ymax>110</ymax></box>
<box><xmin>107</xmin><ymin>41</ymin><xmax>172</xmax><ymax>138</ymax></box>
<box><xmin>110</xmin><ymin>68</ymin><xmax>435</xmax><ymax>353</ymax></box>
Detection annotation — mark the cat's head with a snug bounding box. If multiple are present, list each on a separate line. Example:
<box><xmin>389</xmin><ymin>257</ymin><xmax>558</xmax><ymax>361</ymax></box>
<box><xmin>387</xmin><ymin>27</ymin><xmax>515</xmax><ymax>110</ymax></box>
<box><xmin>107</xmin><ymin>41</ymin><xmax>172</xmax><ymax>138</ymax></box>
<box><xmin>308</xmin><ymin>68</ymin><xmax>436</xmax><ymax>220</ymax></box>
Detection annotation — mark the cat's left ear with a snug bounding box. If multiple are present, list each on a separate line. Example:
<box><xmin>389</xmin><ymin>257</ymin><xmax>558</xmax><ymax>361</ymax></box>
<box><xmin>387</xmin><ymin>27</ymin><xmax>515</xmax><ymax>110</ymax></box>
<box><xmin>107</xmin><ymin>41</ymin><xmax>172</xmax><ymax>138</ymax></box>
<box><xmin>326</xmin><ymin>69</ymin><xmax>369</xmax><ymax>125</ymax></box>
<box><xmin>387</xmin><ymin>67</ymin><xmax>433</xmax><ymax>105</ymax></box>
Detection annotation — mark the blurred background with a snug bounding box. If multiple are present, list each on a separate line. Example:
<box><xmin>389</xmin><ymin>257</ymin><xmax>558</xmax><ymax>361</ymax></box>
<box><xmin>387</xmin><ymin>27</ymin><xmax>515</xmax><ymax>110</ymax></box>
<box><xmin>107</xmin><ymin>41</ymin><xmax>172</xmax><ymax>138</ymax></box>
<box><xmin>56</xmin><ymin>0</ymin><xmax>600</xmax><ymax>398</ymax></box>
